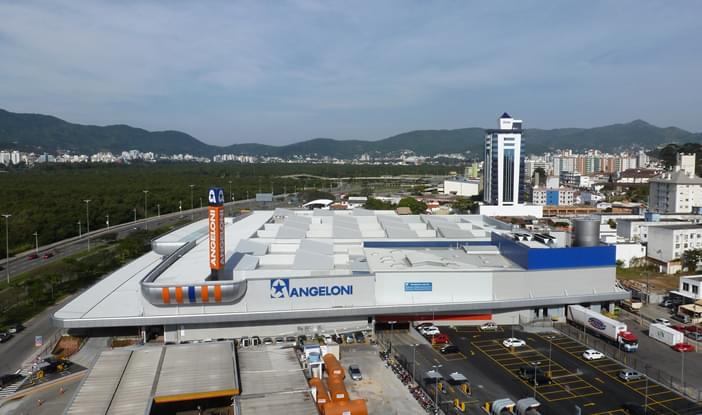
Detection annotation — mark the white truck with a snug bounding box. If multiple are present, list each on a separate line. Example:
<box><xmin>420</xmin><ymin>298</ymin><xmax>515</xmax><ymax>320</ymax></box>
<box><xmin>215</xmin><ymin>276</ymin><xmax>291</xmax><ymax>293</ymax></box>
<box><xmin>648</xmin><ymin>323</ymin><xmax>684</xmax><ymax>347</ymax></box>
<box><xmin>567</xmin><ymin>305</ymin><xmax>639</xmax><ymax>352</ymax></box>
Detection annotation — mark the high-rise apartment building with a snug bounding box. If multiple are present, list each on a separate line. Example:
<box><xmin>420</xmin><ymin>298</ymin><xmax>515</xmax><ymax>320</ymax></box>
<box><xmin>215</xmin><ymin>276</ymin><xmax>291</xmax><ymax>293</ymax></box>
<box><xmin>483</xmin><ymin>113</ymin><xmax>525</xmax><ymax>206</ymax></box>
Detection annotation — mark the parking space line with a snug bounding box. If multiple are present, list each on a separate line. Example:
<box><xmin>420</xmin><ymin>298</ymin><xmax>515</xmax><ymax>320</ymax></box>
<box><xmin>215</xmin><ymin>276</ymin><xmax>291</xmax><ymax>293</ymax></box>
<box><xmin>540</xmin><ymin>332</ymin><xmax>700</xmax><ymax>415</ymax></box>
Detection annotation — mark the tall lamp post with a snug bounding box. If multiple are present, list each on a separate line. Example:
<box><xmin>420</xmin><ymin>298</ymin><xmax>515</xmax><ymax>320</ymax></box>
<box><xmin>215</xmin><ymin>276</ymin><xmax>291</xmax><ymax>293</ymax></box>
<box><xmin>432</xmin><ymin>364</ymin><xmax>442</xmax><ymax>415</ymax></box>
<box><xmin>411</xmin><ymin>343</ymin><xmax>420</xmax><ymax>382</ymax></box>
<box><xmin>2</xmin><ymin>214</ymin><xmax>10</xmax><ymax>284</ymax></box>
<box><xmin>189</xmin><ymin>184</ymin><xmax>195</xmax><ymax>221</ymax></box>
<box><xmin>106</xmin><ymin>214</ymin><xmax>110</xmax><ymax>230</ymax></box>
<box><xmin>78</xmin><ymin>220</ymin><xmax>81</xmax><ymax>237</ymax></box>
<box><xmin>83</xmin><ymin>199</ymin><xmax>91</xmax><ymax>251</ymax></box>
<box><xmin>388</xmin><ymin>320</ymin><xmax>397</xmax><ymax>353</ymax></box>
<box><xmin>33</xmin><ymin>232</ymin><xmax>39</xmax><ymax>255</ymax></box>
<box><xmin>143</xmin><ymin>190</ymin><xmax>149</xmax><ymax>230</ymax></box>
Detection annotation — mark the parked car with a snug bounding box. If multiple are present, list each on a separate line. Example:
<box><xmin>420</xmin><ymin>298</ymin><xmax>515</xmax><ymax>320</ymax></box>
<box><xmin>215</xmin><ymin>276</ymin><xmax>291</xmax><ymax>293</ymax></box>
<box><xmin>619</xmin><ymin>369</ymin><xmax>644</xmax><ymax>382</ymax></box>
<box><xmin>517</xmin><ymin>366</ymin><xmax>552</xmax><ymax>385</ymax></box>
<box><xmin>0</xmin><ymin>332</ymin><xmax>13</xmax><ymax>343</ymax></box>
<box><xmin>582</xmin><ymin>349</ymin><xmax>605</xmax><ymax>360</ymax></box>
<box><xmin>348</xmin><ymin>364</ymin><xmax>362</xmax><ymax>380</ymax></box>
<box><xmin>503</xmin><ymin>338</ymin><xmax>526</xmax><ymax>348</ymax></box>
<box><xmin>621</xmin><ymin>402</ymin><xmax>646</xmax><ymax>415</ymax></box>
<box><xmin>415</xmin><ymin>322</ymin><xmax>434</xmax><ymax>329</ymax></box>
<box><xmin>7</xmin><ymin>324</ymin><xmax>25</xmax><ymax>334</ymax></box>
<box><xmin>432</xmin><ymin>334</ymin><xmax>450</xmax><ymax>344</ymax></box>
<box><xmin>672</xmin><ymin>324</ymin><xmax>687</xmax><ymax>332</ymax></box>
<box><xmin>262</xmin><ymin>337</ymin><xmax>273</xmax><ymax>345</ymax></box>
<box><xmin>275</xmin><ymin>336</ymin><xmax>284</xmax><ymax>344</ymax></box>
<box><xmin>671</xmin><ymin>343</ymin><xmax>695</xmax><ymax>352</ymax></box>
<box><xmin>42</xmin><ymin>252</ymin><xmax>54</xmax><ymax>259</ymax></box>
<box><xmin>0</xmin><ymin>373</ymin><xmax>23</xmax><ymax>388</ymax></box>
<box><xmin>420</xmin><ymin>326</ymin><xmax>440</xmax><ymax>336</ymax></box>
<box><xmin>480</xmin><ymin>321</ymin><xmax>498</xmax><ymax>330</ymax></box>
<box><xmin>685</xmin><ymin>332</ymin><xmax>702</xmax><ymax>341</ymax></box>
<box><xmin>683</xmin><ymin>325</ymin><xmax>702</xmax><ymax>334</ymax></box>
<box><xmin>440</xmin><ymin>344</ymin><xmax>460</xmax><ymax>354</ymax></box>
<box><xmin>285</xmin><ymin>336</ymin><xmax>296</xmax><ymax>344</ymax></box>
<box><xmin>26</xmin><ymin>253</ymin><xmax>39</xmax><ymax>260</ymax></box>
<box><xmin>653</xmin><ymin>318</ymin><xmax>671</xmax><ymax>326</ymax></box>
<box><xmin>672</xmin><ymin>314</ymin><xmax>692</xmax><ymax>324</ymax></box>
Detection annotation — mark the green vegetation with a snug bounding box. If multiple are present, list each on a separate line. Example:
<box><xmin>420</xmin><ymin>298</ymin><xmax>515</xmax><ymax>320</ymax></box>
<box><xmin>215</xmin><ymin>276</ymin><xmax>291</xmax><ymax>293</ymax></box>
<box><xmin>682</xmin><ymin>248</ymin><xmax>702</xmax><ymax>272</ymax></box>
<box><xmin>0</xmin><ymin>224</ymin><xmax>179</xmax><ymax>330</ymax></box>
<box><xmin>364</xmin><ymin>197</ymin><xmax>395</xmax><ymax>210</ymax></box>
<box><xmin>0</xmin><ymin>163</ymin><xmax>453</xmax><ymax>256</ymax></box>
<box><xmin>450</xmin><ymin>197</ymin><xmax>475</xmax><ymax>214</ymax></box>
<box><xmin>397</xmin><ymin>197</ymin><xmax>427</xmax><ymax>214</ymax></box>
<box><xmin>652</xmin><ymin>143</ymin><xmax>702</xmax><ymax>173</ymax></box>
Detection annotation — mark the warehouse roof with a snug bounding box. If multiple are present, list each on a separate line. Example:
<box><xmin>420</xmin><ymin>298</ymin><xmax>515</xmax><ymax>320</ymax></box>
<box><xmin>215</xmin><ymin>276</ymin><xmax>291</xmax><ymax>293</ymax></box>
<box><xmin>237</xmin><ymin>346</ymin><xmax>317</xmax><ymax>415</ymax></box>
<box><xmin>64</xmin><ymin>343</ymin><xmax>238</xmax><ymax>415</ymax></box>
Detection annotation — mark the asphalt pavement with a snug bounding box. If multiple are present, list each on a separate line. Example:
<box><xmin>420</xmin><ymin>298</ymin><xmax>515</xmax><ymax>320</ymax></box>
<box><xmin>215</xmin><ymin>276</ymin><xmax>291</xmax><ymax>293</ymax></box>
<box><xmin>388</xmin><ymin>325</ymin><xmax>702</xmax><ymax>415</ymax></box>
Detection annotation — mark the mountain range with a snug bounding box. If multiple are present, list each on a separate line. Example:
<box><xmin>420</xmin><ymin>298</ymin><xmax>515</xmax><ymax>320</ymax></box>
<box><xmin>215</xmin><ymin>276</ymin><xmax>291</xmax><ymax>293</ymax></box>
<box><xmin>1</xmin><ymin>108</ymin><xmax>701</xmax><ymax>158</ymax></box>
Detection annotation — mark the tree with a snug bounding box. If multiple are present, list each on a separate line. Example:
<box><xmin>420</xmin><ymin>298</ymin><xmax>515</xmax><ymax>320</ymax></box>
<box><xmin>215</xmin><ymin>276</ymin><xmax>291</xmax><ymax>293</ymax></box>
<box><xmin>397</xmin><ymin>197</ymin><xmax>427</xmax><ymax>214</ymax></box>
<box><xmin>607</xmin><ymin>219</ymin><xmax>617</xmax><ymax>229</ymax></box>
<box><xmin>681</xmin><ymin>249</ymin><xmax>702</xmax><ymax>272</ymax></box>
<box><xmin>451</xmin><ymin>197</ymin><xmax>474</xmax><ymax>214</ymax></box>
<box><xmin>532</xmin><ymin>167</ymin><xmax>546</xmax><ymax>186</ymax></box>
<box><xmin>364</xmin><ymin>198</ymin><xmax>395</xmax><ymax>210</ymax></box>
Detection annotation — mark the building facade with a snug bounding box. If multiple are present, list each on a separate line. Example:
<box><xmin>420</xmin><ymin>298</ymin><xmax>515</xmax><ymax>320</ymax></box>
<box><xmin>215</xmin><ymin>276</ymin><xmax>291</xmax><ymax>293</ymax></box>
<box><xmin>531</xmin><ymin>187</ymin><xmax>575</xmax><ymax>206</ymax></box>
<box><xmin>648</xmin><ymin>171</ymin><xmax>702</xmax><ymax>213</ymax></box>
<box><xmin>483</xmin><ymin>113</ymin><xmax>525</xmax><ymax>206</ymax></box>
<box><xmin>648</xmin><ymin>224</ymin><xmax>702</xmax><ymax>274</ymax></box>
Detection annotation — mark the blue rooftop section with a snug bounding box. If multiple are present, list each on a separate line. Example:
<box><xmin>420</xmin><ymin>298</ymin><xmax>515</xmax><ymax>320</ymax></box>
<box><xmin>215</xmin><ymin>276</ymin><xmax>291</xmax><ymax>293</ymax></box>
<box><xmin>491</xmin><ymin>233</ymin><xmax>615</xmax><ymax>270</ymax></box>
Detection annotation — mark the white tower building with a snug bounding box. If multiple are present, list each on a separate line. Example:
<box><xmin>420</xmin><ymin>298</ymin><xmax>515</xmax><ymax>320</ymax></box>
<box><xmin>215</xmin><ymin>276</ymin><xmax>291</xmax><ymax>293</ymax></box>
<box><xmin>483</xmin><ymin>113</ymin><xmax>525</xmax><ymax>206</ymax></box>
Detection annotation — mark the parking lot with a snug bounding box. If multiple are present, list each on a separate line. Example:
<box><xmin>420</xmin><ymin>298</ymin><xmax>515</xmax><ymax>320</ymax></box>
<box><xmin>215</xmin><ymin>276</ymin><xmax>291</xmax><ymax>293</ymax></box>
<box><xmin>388</xmin><ymin>324</ymin><xmax>702</xmax><ymax>414</ymax></box>
<box><xmin>339</xmin><ymin>343</ymin><xmax>427</xmax><ymax>414</ymax></box>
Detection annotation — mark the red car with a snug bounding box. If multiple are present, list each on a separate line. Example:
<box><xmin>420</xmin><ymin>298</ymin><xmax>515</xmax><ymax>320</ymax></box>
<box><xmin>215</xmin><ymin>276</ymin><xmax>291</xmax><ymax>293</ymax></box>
<box><xmin>684</xmin><ymin>325</ymin><xmax>702</xmax><ymax>334</ymax></box>
<box><xmin>672</xmin><ymin>343</ymin><xmax>696</xmax><ymax>352</ymax></box>
<box><xmin>432</xmin><ymin>333</ymin><xmax>450</xmax><ymax>344</ymax></box>
<box><xmin>672</xmin><ymin>324</ymin><xmax>687</xmax><ymax>333</ymax></box>
<box><xmin>42</xmin><ymin>252</ymin><xmax>54</xmax><ymax>259</ymax></box>
<box><xmin>27</xmin><ymin>253</ymin><xmax>39</xmax><ymax>260</ymax></box>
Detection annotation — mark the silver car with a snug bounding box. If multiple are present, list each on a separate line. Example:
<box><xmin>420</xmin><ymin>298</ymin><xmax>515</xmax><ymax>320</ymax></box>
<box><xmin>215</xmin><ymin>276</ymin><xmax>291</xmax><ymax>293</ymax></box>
<box><xmin>619</xmin><ymin>369</ymin><xmax>643</xmax><ymax>382</ymax></box>
<box><xmin>348</xmin><ymin>364</ymin><xmax>362</xmax><ymax>380</ymax></box>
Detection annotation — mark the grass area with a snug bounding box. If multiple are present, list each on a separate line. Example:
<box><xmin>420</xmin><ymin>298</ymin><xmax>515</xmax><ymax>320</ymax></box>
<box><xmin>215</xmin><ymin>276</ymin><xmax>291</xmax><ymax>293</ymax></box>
<box><xmin>0</xmin><ymin>223</ymin><xmax>183</xmax><ymax>331</ymax></box>
<box><xmin>616</xmin><ymin>266</ymin><xmax>680</xmax><ymax>292</ymax></box>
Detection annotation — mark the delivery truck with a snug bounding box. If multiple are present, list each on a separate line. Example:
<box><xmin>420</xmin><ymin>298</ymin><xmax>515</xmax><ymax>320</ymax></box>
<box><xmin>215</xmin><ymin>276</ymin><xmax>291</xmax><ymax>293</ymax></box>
<box><xmin>567</xmin><ymin>305</ymin><xmax>639</xmax><ymax>352</ymax></box>
<box><xmin>648</xmin><ymin>323</ymin><xmax>684</xmax><ymax>347</ymax></box>
<box><xmin>620</xmin><ymin>298</ymin><xmax>643</xmax><ymax>313</ymax></box>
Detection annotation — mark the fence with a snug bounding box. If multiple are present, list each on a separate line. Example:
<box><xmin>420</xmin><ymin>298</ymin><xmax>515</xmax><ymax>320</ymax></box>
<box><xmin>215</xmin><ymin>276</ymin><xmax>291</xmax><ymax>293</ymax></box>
<box><xmin>557</xmin><ymin>323</ymin><xmax>702</xmax><ymax>403</ymax></box>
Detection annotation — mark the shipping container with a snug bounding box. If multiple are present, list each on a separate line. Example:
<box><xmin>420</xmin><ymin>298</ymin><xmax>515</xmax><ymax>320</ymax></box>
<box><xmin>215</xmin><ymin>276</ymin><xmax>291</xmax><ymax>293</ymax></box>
<box><xmin>649</xmin><ymin>323</ymin><xmax>684</xmax><ymax>347</ymax></box>
<box><xmin>322</xmin><ymin>399</ymin><xmax>368</xmax><ymax>415</ymax></box>
<box><xmin>323</xmin><ymin>353</ymin><xmax>346</xmax><ymax>379</ymax></box>
<box><xmin>326</xmin><ymin>377</ymin><xmax>350</xmax><ymax>402</ymax></box>
<box><xmin>309</xmin><ymin>377</ymin><xmax>331</xmax><ymax>409</ymax></box>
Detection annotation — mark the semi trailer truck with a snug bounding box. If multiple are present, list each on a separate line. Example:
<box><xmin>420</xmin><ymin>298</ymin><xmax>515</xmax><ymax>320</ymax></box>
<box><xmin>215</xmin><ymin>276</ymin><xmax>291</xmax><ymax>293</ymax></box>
<box><xmin>567</xmin><ymin>305</ymin><xmax>639</xmax><ymax>352</ymax></box>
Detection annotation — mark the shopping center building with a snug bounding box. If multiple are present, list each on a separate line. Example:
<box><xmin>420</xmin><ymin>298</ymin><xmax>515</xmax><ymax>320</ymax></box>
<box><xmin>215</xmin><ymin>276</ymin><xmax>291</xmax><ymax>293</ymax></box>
<box><xmin>53</xmin><ymin>206</ymin><xmax>627</xmax><ymax>342</ymax></box>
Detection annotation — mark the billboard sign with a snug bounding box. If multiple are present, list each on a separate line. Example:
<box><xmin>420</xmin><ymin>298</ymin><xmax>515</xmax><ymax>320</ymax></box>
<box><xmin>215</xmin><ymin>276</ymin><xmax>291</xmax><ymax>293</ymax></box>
<box><xmin>208</xmin><ymin>187</ymin><xmax>225</xmax><ymax>206</ymax></box>
<box><xmin>208</xmin><ymin>205</ymin><xmax>225</xmax><ymax>270</ymax></box>
<box><xmin>404</xmin><ymin>282</ymin><xmax>433</xmax><ymax>292</ymax></box>
<box><xmin>256</xmin><ymin>192</ymin><xmax>273</xmax><ymax>202</ymax></box>
<box><xmin>270</xmin><ymin>278</ymin><xmax>353</xmax><ymax>299</ymax></box>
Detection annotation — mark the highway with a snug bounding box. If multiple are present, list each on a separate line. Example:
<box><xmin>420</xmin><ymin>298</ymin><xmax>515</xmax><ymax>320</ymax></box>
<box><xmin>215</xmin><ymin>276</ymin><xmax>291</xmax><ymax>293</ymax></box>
<box><xmin>0</xmin><ymin>197</ymin><xmax>282</xmax><ymax>283</ymax></box>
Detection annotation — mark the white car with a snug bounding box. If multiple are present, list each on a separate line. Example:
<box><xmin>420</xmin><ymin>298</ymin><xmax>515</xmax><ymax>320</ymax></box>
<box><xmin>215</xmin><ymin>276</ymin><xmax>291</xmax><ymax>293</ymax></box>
<box><xmin>421</xmin><ymin>327</ymin><xmax>440</xmax><ymax>336</ymax></box>
<box><xmin>503</xmin><ymin>338</ymin><xmax>526</xmax><ymax>348</ymax></box>
<box><xmin>654</xmin><ymin>318</ymin><xmax>671</xmax><ymax>327</ymax></box>
<box><xmin>480</xmin><ymin>322</ymin><xmax>498</xmax><ymax>331</ymax></box>
<box><xmin>582</xmin><ymin>349</ymin><xmax>605</xmax><ymax>360</ymax></box>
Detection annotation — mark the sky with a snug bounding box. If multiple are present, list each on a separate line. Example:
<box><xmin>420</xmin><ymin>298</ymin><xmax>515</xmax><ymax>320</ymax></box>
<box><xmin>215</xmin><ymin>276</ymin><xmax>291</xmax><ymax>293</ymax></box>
<box><xmin>1</xmin><ymin>1</ymin><xmax>701</xmax><ymax>146</ymax></box>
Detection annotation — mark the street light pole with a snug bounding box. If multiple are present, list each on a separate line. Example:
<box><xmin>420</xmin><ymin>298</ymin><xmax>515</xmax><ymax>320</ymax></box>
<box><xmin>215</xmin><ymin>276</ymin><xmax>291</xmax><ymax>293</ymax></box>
<box><xmin>2</xmin><ymin>214</ymin><xmax>10</xmax><ymax>284</ymax></box>
<box><xmin>83</xmin><ymin>199</ymin><xmax>91</xmax><ymax>251</ymax></box>
<box><xmin>189</xmin><ymin>184</ymin><xmax>195</xmax><ymax>221</ymax></box>
<box><xmin>133</xmin><ymin>208</ymin><xmax>137</xmax><ymax>223</ymax></box>
<box><xmin>432</xmin><ymin>364</ymin><xmax>442</xmax><ymax>415</ymax></box>
<box><xmin>33</xmin><ymin>232</ymin><xmax>39</xmax><ymax>255</ymax></box>
<box><xmin>106</xmin><ymin>214</ymin><xmax>110</xmax><ymax>230</ymax></box>
<box><xmin>411</xmin><ymin>343</ymin><xmax>419</xmax><ymax>382</ymax></box>
<box><xmin>143</xmin><ymin>190</ymin><xmax>149</xmax><ymax>230</ymax></box>
<box><xmin>157</xmin><ymin>204</ymin><xmax>160</xmax><ymax>217</ymax></box>
<box><xmin>78</xmin><ymin>220</ymin><xmax>81</xmax><ymax>237</ymax></box>
<box><xmin>388</xmin><ymin>321</ymin><xmax>397</xmax><ymax>353</ymax></box>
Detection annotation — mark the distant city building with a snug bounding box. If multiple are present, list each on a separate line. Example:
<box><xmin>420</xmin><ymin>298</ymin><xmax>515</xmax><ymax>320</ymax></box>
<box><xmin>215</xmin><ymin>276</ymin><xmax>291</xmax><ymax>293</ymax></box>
<box><xmin>616</xmin><ymin>168</ymin><xmax>660</xmax><ymax>184</ymax></box>
<box><xmin>443</xmin><ymin>177</ymin><xmax>480</xmax><ymax>197</ymax></box>
<box><xmin>649</xmin><ymin>171</ymin><xmax>702</xmax><ymax>214</ymax></box>
<box><xmin>531</xmin><ymin>187</ymin><xmax>575</xmax><ymax>206</ymax></box>
<box><xmin>677</xmin><ymin>153</ymin><xmax>696</xmax><ymax>176</ymax></box>
<box><xmin>483</xmin><ymin>113</ymin><xmax>525</xmax><ymax>206</ymax></box>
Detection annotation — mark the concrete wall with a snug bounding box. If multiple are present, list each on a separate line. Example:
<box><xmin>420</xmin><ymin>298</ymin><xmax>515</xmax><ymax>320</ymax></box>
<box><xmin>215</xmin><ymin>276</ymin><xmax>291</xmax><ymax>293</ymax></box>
<box><xmin>493</xmin><ymin>267</ymin><xmax>616</xmax><ymax>300</ymax></box>
<box><xmin>374</xmin><ymin>272</ymin><xmax>493</xmax><ymax>305</ymax></box>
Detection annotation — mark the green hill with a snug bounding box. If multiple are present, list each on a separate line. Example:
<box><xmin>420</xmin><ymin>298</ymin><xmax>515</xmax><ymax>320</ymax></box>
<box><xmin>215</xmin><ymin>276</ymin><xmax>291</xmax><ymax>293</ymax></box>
<box><xmin>1</xmin><ymin>108</ymin><xmax>700</xmax><ymax>158</ymax></box>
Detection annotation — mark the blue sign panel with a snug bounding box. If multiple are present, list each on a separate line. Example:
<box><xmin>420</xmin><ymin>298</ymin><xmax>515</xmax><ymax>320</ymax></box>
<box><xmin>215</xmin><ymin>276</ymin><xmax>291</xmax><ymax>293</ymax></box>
<box><xmin>208</xmin><ymin>187</ymin><xmax>225</xmax><ymax>206</ymax></box>
<box><xmin>404</xmin><ymin>282</ymin><xmax>433</xmax><ymax>292</ymax></box>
